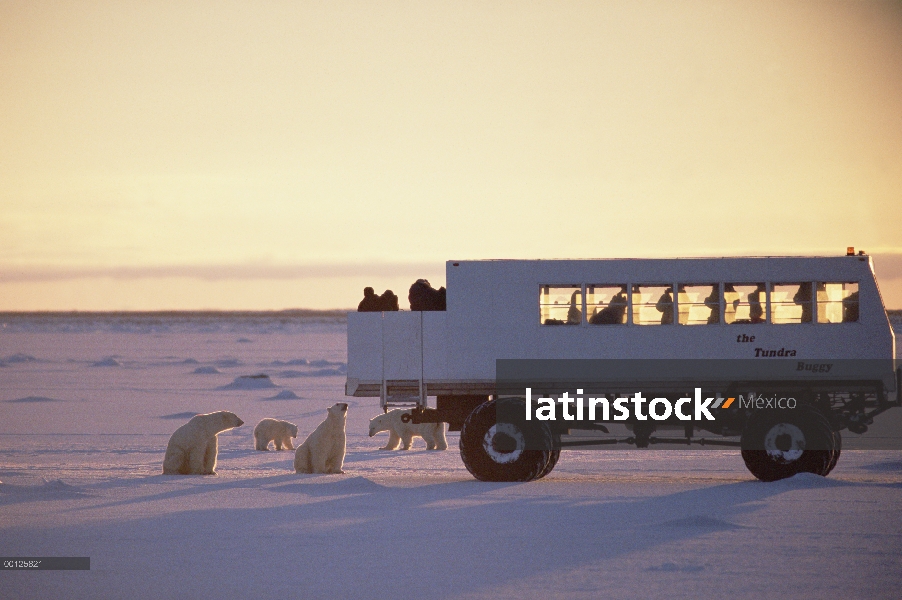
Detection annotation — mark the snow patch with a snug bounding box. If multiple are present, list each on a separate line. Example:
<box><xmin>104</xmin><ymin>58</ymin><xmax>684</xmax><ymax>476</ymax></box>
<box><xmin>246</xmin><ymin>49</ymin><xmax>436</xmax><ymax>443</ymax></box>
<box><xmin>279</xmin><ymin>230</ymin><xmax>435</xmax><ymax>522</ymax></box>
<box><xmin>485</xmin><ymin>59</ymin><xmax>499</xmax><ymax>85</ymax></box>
<box><xmin>0</xmin><ymin>478</ymin><xmax>91</xmax><ymax>498</ymax></box>
<box><xmin>278</xmin><ymin>366</ymin><xmax>346</xmax><ymax>378</ymax></box>
<box><xmin>273</xmin><ymin>476</ymin><xmax>387</xmax><ymax>496</ymax></box>
<box><xmin>775</xmin><ymin>472</ymin><xmax>845</xmax><ymax>488</ymax></box>
<box><xmin>264</xmin><ymin>390</ymin><xmax>301</xmax><ymax>400</ymax></box>
<box><xmin>192</xmin><ymin>366</ymin><xmax>222</xmax><ymax>374</ymax></box>
<box><xmin>862</xmin><ymin>460</ymin><xmax>902</xmax><ymax>472</ymax></box>
<box><xmin>659</xmin><ymin>515</ymin><xmax>745</xmax><ymax>530</ymax></box>
<box><xmin>219</xmin><ymin>374</ymin><xmax>278</xmax><ymax>390</ymax></box>
<box><xmin>6</xmin><ymin>396</ymin><xmax>63</xmax><ymax>403</ymax></box>
<box><xmin>91</xmin><ymin>357</ymin><xmax>122</xmax><ymax>367</ymax></box>
<box><xmin>646</xmin><ymin>562</ymin><xmax>705</xmax><ymax>573</ymax></box>
<box><xmin>308</xmin><ymin>359</ymin><xmax>344</xmax><ymax>367</ymax></box>
<box><xmin>270</xmin><ymin>359</ymin><xmax>309</xmax><ymax>366</ymax></box>
<box><xmin>3</xmin><ymin>353</ymin><xmax>38</xmax><ymax>363</ymax></box>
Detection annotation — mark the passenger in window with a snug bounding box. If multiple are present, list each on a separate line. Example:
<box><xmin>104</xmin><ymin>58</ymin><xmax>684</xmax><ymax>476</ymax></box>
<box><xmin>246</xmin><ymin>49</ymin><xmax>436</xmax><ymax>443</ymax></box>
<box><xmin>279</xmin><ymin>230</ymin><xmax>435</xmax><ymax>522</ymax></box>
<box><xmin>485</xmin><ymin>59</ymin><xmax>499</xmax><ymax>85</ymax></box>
<box><xmin>609</xmin><ymin>286</ymin><xmax>628</xmax><ymax>323</ymax></box>
<box><xmin>724</xmin><ymin>284</ymin><xmax>739</xmax><ymax>323</ymax></box>
<box><xmin>793</xmin><ymin>283</ymin><xmax>813</xmax><ymax>323</ymax></box>
<box><xmin>749</xmin><ymin>284</ymin><xmax>765</xmax><ymax>323</ymax></box>
<box><xmin>704</xmin><ymin>286</ymin><xmax>720</xmax><ymax>324</ymax></box>
<box><xmin>567</xmin><ymin>290</ymin><xmax>581</xmax><ymax>325</ymax></box>
<box><xmin>656</xmin><ymin>287</ymin><xmax>674</xmax><ymax>324</ymax></box>
<box><xmin>843</xmin><ymin>291</ymin><xmax>859</xmax><ymax>322</ymax></box>
<box><xmin>589</xmin><ymin>286</ymin><xmax>627</xmax><ymax>324</ymax></box>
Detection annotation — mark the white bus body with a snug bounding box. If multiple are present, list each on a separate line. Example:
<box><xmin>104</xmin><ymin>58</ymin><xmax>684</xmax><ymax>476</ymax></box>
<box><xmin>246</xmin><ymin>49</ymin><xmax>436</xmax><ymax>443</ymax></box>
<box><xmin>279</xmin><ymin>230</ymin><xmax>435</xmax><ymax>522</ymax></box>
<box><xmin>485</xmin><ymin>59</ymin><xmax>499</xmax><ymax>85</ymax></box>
<box><xmin>348</xmin><ymin>255</ymin><xmax>894</xmax><ymax>397</ymax></box>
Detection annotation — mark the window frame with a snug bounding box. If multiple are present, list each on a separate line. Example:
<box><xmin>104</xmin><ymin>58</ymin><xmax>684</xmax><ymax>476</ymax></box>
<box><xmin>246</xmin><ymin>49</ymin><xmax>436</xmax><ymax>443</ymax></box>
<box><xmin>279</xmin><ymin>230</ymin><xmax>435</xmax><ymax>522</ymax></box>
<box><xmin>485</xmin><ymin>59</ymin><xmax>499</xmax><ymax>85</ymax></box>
<box><xmin>538</xmin><ymin>283</ymin><xmax>585</xmax><ymax>327</ymax></box>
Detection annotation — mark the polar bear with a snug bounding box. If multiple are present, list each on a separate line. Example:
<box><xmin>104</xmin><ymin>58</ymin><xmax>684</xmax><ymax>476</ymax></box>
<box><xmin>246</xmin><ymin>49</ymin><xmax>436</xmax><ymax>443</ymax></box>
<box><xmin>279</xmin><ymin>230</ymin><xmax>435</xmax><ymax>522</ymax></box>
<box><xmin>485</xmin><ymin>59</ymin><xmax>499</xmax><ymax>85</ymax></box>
<box><xmin>162</xmin><ymin>411</ymin><xmax>244</xmax><ymax>475</ymax></box>
<box><xmin>294</xmin><ymin>403</ymin><xmax>348</xmax><ymax>474</ymax></box>
<box><xmin>253</xmin><ymin>418</ymin><xmax>298</xmax><ymax>451</ymax></box>
<box><xmin>369</xmin><ymin>409</ymin><xmax>448</xmax><ymax>450</ymax></box>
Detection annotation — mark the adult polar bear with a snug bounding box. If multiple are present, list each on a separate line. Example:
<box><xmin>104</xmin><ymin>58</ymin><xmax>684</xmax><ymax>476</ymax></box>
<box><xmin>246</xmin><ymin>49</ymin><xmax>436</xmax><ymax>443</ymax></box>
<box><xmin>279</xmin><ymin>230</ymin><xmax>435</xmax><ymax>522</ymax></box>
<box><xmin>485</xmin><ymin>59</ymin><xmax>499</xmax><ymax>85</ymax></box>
<box><xmin>369</xmin><ymin>409</ymin><xmax>447</xmax><ymax>450</ymax></box>
<box><xmin>162</xmin><ymin>411</ymin><xmax>244</xmax><ymax>475</ymax></box>
<box><xmin>254</xmin><ymin>418</ymin><xmax>298</xmax><ymax>451</ymax></box>
<box><xmin>294</xmin><ymin>403</ymin><xmax>348</xmax><ymax>474</ymax></box>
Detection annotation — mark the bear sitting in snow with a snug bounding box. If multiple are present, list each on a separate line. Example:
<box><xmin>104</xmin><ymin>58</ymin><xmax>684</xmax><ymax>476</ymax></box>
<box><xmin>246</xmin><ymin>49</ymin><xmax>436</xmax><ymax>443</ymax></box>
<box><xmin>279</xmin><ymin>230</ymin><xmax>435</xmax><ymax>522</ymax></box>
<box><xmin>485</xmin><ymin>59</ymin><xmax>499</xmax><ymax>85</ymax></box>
<box><xmin>162</xmin><ymin>411</ymin><xmax>244</xmax><ymax>475</ymax></box>
<box><xmin>369</xmin><ymin>409</ymin><xmax>447</xmax><ymax>450</ymax></box>
<box><xmin>294</xmin><ymin>403</ymin><xmax>348</xmax><ymax>474</ymax></box>
<box><xmin>253</xmin><ymin>418</ymin><xmax>298</xmax><ymax>451</ymax></box>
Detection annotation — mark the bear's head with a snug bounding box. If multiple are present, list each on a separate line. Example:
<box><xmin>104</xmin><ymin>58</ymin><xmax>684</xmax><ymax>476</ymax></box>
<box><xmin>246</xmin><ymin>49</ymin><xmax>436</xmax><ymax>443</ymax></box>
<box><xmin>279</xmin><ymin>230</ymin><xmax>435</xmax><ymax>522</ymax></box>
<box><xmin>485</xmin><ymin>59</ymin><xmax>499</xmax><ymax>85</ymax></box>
<box><xmin>368</xmin><ymin>412</ymin><xmax>388</xmax><ymax>437</ymax></box>
<box><xmin>209</xmin><ymin>411</ymin><xmax>244</xmax><ymax>430</ymax></box>
<box><xmin>327</xmin><ymin>402</ymin><xmax>348</xmax><ymax>422</ymax></box>
<box><xmin>289</xmin><ymin>423</ymin><xmax>299</xmax><ymax>438</ymax></box>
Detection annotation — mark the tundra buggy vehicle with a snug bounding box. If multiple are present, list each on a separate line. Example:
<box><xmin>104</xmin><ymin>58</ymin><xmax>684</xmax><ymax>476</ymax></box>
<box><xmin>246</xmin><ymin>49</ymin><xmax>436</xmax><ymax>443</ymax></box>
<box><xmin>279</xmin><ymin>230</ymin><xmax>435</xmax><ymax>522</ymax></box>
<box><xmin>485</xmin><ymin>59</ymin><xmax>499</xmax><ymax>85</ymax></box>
<box><xmin>346</xmin><ymin>253</ymin><xmax>900</xmax><ymax>482</ymax></box>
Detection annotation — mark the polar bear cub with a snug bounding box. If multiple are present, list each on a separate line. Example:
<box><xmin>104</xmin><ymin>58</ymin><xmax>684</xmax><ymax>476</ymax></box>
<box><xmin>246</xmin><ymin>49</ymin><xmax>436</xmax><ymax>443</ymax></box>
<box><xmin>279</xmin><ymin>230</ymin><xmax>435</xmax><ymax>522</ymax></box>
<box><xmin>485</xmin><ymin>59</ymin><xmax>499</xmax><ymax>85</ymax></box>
<box><xmin>369</xmin><ymin>409</ymin><xmax>447</xmax><ymax>450</ymax></box>
<box><xmin>162</xmin><ymin>411</ymin><xmax>244</xmax><ymax>475</ymax></box>
<box><xmin>294</xmin><ymin>403</ymin><xmax>348</xmax><ymax>474</ymax></box>
<box><xmin>254</xmin><ymin>418</ymin><xmax>298</xmax><ymax>451</ymax></box>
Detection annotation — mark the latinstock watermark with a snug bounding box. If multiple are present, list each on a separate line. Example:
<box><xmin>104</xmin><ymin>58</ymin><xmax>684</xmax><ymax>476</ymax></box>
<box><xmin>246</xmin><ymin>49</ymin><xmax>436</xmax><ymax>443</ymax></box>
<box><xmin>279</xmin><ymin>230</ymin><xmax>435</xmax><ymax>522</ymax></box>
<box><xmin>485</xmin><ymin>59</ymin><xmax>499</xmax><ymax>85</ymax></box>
<box><xmin>523</xmin><ymin>387</ymin><xmax>737</xmax><ymax>422</ymax></box>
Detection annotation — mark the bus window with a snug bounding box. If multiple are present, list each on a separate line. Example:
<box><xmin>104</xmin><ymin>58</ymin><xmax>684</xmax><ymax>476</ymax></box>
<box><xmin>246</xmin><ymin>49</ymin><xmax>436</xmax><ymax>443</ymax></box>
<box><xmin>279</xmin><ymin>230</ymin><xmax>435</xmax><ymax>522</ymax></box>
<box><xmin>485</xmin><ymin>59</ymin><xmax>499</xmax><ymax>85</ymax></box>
<box><xmin>772</xmin><ymin>282</ymin><xmax>812</xmax><ymax>324</ymax></box>
<box><xmin>540</xmin><ymin>285</ymin><xmax>582</xmax><ymax>325</ymax></box>
<box><xmin>724</xmin><ymin>283</ymin><xmax>766</xmax><ymax>324</ymax></box>
<box><xmin>678</xmin><ymin>284</ymin><xmax>720</xmax><ymax>325</ymax></box>
<box><xmin>587</xmin><ymin>285</ymin><xmax>628</xmax><ymax>325</ymax></box>
<box><xmin>817</xmin><ymin>282</ymin><xmax>859</xmax><ymax>323</ymax></box>
<box><xmin>632</xmin><ymin>284</ymin><xmax>673</xmax><ymax>325</ymax></box>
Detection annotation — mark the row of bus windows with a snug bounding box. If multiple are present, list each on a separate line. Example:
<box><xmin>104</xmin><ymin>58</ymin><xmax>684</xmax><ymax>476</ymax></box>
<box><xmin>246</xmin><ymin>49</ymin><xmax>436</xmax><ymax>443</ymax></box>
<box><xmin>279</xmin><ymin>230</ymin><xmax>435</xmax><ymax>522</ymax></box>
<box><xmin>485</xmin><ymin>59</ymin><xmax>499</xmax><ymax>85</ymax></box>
<box><xmin>539</xmin><ymin>282</ymin><xmax>859</xmax><ymax>326</ymax></box>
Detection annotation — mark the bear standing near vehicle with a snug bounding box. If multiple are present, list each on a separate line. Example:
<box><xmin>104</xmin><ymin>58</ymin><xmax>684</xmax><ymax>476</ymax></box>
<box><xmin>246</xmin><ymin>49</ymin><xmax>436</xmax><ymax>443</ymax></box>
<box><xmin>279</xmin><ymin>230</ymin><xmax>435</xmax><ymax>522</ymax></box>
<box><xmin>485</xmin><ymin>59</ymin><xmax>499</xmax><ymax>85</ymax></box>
<box><xmin>294</xmin><ymin>403</ymin><xmax>348</xmax><ymax>474</ymax></box>
<box><xmin>369</xmin><ymin>409</ymin><xmax>448</xmax><ymax>450</ymax></box>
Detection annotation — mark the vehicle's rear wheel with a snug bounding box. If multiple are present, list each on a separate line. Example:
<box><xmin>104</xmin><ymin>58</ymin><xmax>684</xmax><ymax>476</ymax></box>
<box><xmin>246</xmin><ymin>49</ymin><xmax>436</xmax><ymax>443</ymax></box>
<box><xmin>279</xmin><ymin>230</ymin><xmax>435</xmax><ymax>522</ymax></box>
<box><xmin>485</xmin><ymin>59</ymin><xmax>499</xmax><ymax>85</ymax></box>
<box><xmin>740</xmin><ymin>405</ymin><xmax>835</xmax><ymax>481</ymax></box>
<box><xmin>459</xmin><ymin>398</ymin><xmax>553</xmax><ymax>482</ymax></box>
<box><xmin>824</xmin><ymin>429</ymin><xmax>842</xmax><ymax>476</ymax></box>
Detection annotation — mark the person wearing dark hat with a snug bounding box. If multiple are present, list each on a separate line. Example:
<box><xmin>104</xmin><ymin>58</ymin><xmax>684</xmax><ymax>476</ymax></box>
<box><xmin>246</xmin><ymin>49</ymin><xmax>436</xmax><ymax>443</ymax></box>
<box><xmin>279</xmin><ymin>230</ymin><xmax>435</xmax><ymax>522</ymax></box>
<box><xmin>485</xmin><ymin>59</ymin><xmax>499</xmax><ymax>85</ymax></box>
<box><xmin>357</xmin><ymin>287</ymin><xmax>383</xmax><ymax>312</ymax></box>
<box><xmin>379</xmin><ymin>289</ymin><xmax>399</xmax><ymax>311</ymax></box>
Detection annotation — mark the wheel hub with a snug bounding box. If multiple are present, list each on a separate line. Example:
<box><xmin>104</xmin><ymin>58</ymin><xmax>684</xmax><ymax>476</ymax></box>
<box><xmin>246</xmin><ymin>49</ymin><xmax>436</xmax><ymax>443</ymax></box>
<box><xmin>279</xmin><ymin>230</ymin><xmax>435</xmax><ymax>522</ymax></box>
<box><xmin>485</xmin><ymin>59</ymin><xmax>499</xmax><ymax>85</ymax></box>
<box><xmin>763</xmin><ymin>423</ymin><xmax>805</xmax><ymax>463</ymax></box>
<box><xmin>483</xmin><ymin>423</ymin><xmax>525</xmax><ymax>464</ymax></box>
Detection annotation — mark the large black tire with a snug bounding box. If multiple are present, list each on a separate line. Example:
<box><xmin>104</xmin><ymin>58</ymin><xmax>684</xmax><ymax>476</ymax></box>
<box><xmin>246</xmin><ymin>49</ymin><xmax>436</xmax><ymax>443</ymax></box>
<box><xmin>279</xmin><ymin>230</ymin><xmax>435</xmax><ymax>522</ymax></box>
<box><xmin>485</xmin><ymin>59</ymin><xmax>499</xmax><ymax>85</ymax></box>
<box><xmin>535</xmin><ymin>434</ymin><xmax>562</xmax><ymax>479</ymax></box>
<box><xmin>459</xmin><ymin>398</ymin><xmax>553</xmax><ymax>482</ymax></box>
<box><xmin>740</xmin><ymin>405</ymin><xmax>835</xmax><ymax>481</ymax></box>
<box><xmin>824</xmin><ymin>429</ymin><xmax>842</xmax><ymax>476</ymax></box>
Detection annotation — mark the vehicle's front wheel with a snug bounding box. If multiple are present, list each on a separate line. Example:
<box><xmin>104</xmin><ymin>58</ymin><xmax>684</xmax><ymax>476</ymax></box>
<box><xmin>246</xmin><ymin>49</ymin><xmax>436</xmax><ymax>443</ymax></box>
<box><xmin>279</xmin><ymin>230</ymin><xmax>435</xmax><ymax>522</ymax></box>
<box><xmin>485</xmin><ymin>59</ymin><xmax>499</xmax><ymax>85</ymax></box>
<box><xmin>535</xmin><ymin>434</ymin><xmax>561</xmax><ymax>479</ymax></box>
<box><xmin>459</xmin><ymin>398</ymin><xmax>553</xmax><ymax>482</ymax></box>
<box><xmin>740</xmin><ymin>405</ymin><xmax>836</xmax><ymax>481</ymax></box>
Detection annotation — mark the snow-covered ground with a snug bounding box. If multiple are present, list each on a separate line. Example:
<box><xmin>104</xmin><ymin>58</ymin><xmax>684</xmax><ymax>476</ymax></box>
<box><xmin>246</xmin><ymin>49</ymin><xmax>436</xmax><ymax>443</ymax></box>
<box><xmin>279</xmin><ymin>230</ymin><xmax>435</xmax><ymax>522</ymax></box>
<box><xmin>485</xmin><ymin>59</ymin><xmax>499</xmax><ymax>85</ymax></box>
<box><xmin>1</xmin><ymin>318</ymin><xmax>901</xmax><ymax>599</ymax></box>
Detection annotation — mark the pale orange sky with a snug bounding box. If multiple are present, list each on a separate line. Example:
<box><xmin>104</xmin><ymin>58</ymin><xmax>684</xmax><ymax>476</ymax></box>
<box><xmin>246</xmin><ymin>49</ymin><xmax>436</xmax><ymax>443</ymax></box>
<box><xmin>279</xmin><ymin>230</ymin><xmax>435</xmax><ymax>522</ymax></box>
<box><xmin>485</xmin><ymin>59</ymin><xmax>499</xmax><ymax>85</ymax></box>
<box><xmin>1</xmin><ymin>1</ymin><xmax>901</xmax><ymax>310</ymax></box>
